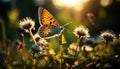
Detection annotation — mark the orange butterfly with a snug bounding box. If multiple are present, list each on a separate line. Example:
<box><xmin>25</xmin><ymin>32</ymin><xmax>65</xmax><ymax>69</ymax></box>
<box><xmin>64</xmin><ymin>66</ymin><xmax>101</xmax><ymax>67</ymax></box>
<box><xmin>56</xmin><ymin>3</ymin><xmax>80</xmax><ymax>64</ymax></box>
<box><xmin>37</xmin><ymin>7</ymin><xmax>64</xmax><ymax>39</ymax></box>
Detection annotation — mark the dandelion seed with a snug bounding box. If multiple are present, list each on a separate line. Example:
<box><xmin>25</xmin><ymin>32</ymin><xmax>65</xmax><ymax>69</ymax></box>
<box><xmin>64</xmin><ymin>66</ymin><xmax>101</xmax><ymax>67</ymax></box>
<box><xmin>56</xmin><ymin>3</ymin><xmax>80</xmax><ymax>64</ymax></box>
<box><xmin>19</xmin><ymin>17</ymin><xmax>35</xmax><ymax>32</ymax></box>
<box><xmin>73</xmin><ymin>25</ymin><xmax>90</xmax><ymax>38</ymax></box>
<box><xmin>99</xmin><ymin>30</ymin><xmax>116</xmax><ymax>42</ymax></box>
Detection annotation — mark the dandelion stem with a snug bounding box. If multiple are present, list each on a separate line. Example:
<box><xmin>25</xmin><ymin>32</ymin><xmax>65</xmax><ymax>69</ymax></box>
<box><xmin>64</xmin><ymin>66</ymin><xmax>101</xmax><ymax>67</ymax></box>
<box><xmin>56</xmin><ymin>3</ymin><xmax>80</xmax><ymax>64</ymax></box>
<box><xmin>106</xmin><ymin>40</ymin><xmax>108</xmax><ymax>46</ymax></box>
<box><xmin>28</xmin><ymin>29</ymin><xmax>37</xmax><ymax>45</ymax></box>
<box><xmin>75</xmin><ymin>36</ymin><xmax>81</xmax><ymax>59</ymax></box>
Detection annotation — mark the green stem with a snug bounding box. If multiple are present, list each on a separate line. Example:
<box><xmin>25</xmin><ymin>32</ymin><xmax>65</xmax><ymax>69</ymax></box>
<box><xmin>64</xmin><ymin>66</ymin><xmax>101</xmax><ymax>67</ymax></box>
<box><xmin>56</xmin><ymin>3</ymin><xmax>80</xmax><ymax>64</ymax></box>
<box><xmin>75</xmin><ymin>37</ymin><xmax>81</xmax><ymax>59</ymax></box>
<box><xmin>106</xmin><ymin>40</ymin><xmax>108</xmax><ymax>46</ymax></box>
<box><xmin>20</xmin><ymin>33</ymin><xmax>25</xmax><ymax>50</ymax></box>
<box><xmin>28</xmin><ymin>29</ymin><xmax>37</xmax><ymax>45</ymax></box>
<box><xmin>59</xmin><ymin>34</ymin><xmax>63</xmax><ymax>69</ymax></box>
<box><xmin>0</xmin><ymin>18</ymin><xmax>6</xmax><ymax>42</ymax></box>
<box><xmin>60</xmin><ymin>45</ymin><xmax>63</xmax><ymax>69</ymax></box>
<box><xmin>43</xmin><ymin>57</ymin><xmax>49</xmax><ymax>66</ymax></box>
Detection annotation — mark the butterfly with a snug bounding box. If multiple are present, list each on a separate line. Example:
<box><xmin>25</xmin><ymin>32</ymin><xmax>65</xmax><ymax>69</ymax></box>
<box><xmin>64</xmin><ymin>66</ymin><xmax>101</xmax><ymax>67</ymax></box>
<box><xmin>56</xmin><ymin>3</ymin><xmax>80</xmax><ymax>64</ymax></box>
<box><xmin>37</xmin><ymin>7</ymin><xmax>64</xmax><ymax>39</ymax></box>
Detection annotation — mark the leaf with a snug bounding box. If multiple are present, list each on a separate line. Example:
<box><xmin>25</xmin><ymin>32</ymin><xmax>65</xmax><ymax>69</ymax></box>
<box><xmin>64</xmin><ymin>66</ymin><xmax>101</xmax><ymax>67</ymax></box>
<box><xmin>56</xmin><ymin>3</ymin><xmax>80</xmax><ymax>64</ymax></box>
<box><xmin>61</xmin><ymin>34</ymin><xmax>67</xmax><ymax>44</ymax></box>
<box><xmin>67</xmin><ymin>48</ymin><xmax>75</xmax><ymax>56</ymax></box>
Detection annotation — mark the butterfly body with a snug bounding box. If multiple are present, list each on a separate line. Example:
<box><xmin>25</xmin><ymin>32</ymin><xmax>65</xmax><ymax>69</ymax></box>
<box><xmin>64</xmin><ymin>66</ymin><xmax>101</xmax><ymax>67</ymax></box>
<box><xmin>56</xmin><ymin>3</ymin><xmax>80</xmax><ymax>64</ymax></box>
<box><xmin>37</xmin><ymin>7</ymin><xmax>64</xmax><ymax>39</ymax></box>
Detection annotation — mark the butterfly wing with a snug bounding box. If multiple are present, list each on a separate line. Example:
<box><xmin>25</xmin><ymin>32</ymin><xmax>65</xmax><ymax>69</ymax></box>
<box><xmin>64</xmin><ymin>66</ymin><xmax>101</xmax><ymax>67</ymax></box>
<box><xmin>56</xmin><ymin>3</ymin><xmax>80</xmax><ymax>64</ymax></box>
<box><xmin>38</xmin><ymin>25</ymin><xmax>64</xmax><ymax>38</ymax></box>
<box><xmin>38</xmin><ymin>24</ymin><xmax>52</xmax><ymax>37</ymax></box>
<box><xmin>38</xmin><ymin>7</ymin><xmax>59</xmax><ymax>26</ymax></box>
<box><xmin>37</xmin><ymin>7</ymin><xmax>63</xmax><ymax>38</ymax></box>
<box><xmin>46</xmin><ymin>26</ymin><xmax>64</xmax><ymax>37</ymax></box>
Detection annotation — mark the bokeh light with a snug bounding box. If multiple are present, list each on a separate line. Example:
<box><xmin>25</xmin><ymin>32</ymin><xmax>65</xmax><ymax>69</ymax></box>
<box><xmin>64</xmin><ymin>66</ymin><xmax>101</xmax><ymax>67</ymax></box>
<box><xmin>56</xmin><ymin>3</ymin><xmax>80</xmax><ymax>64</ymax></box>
<box><xmin>100</xmin><ymin>0</ymin><xmax>112</xmax><ymax>7</ymax></box>
<box><xmin>7</xmin><ymin>8</ymin><xmax>19</xmax><ymax>23</ymax></box>
<box><xmin>52</xmin><ymin>0</ymin><xmax>89</xmax><ymax>11</ymax></box>
<box><xmin>98</xmin><ymin>8</ymin><xmax>107</xmax><ymax>18</ymax></box>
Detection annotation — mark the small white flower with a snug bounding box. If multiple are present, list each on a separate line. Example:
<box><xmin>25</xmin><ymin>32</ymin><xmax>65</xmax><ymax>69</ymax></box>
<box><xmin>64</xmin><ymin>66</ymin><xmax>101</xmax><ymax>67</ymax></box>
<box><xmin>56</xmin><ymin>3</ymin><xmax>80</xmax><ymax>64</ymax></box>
<box><xmin>31</xmin><ymin>38</ymin><xmax>48</xmax><ymax>54</ymax></box>
<box><xmin>69</xmin><ymin>43</ymin><xmax>79</xmax><ymax>52</ymax></box>
<box><xmin>73</xmin><ymin>25</ymin><xmax>90</xmax><ymax>38</ymax></box>
<box><xmin>37</xmin><ymin>38</ymin><xmax>48</xmax><ymax>46</ymax></box>
<box><xmin>33</xmin><ymin>34</ymin><xmax>48</xmax><ymax>46</ymax></box>
<box><xmin>100</xmin><ymin>30</ymin><xmax>116</xmax><ymax>42</ymax></box>
<box><xmin>33</xmin><ymin>33</ymin><xmax>41</xmax><ymax>42</ymax></box>
<box><xmin>81</xmin><ymin>45</ymin><xmax>93</xmax><ymax>52</ymax></box>
<box><xmin>19</xmin><ymin>17</ymin><xmax>35</xmax><ymax>32</ymax></box>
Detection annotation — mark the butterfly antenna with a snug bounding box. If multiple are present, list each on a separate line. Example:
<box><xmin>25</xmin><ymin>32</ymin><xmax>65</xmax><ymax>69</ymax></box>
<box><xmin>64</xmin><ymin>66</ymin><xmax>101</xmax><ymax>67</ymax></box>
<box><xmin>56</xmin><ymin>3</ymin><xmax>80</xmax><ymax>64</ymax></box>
<box><xmin>62</xmin><ymin>18</ymin><xmax>73</xmax><ymax>27</ymax></box>
<box><xmin>61</xmin><ymin>19</ymin><xmax>74</xmax><ymax>34</ymax></box>
<box><xmin>62</xmin><ymin>21</ymin><xmax>73</xmax><ymax>34</ymax></box>
<box><xmin>62</xmin><ymin>22</ymin><xmax>70</xmax><ymax>27</ymax></box>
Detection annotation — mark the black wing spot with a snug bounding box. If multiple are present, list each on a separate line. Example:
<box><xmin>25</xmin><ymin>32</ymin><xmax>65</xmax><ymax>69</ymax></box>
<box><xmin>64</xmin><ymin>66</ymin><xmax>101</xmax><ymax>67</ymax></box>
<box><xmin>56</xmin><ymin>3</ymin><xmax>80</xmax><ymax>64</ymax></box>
<box><xmin>50</xmin><ymin>22</ymin><xmax>52</xmax><ymax>25</ymax></box>
<box><xmin>50</xmin><ymin>18</ymin><xmax>53</xmax><ymax>20</ymax></box>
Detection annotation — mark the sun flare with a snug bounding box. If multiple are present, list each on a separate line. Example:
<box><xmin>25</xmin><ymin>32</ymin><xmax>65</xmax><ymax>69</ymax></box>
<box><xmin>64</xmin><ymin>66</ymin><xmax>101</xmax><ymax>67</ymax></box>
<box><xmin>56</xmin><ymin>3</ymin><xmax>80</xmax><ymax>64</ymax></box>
<box><xmin>52</xmin><ymin>0</ymin><xmax>89</xmax><ymax>11</ymax></box>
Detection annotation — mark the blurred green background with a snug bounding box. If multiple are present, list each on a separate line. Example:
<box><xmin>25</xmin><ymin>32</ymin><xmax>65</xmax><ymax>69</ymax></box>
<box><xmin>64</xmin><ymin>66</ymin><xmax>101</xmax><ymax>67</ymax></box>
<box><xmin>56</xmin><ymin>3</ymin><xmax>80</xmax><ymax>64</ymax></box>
<box><xmin>0</xmin><ymin>0</ymin><xmax>120</xmax><ymax>41</ymax></box>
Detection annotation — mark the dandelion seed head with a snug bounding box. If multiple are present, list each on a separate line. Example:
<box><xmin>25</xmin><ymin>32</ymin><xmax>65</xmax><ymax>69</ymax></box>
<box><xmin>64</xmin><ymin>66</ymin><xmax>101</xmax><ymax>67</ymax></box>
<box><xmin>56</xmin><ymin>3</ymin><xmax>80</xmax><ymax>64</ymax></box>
<box><xmin>100</xmin><ymin>30</ymin><xmax>116</xmax><ymax>42</ymax></box>
<box><xmin>73</xmin><ymin>25</ymin><xmax>90</xmax><ymax>38</ymax></box>
<box><xmin>19</xmin><ymin>17</ymin><xmax>35</xmax><ymax>32</ymax></box>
